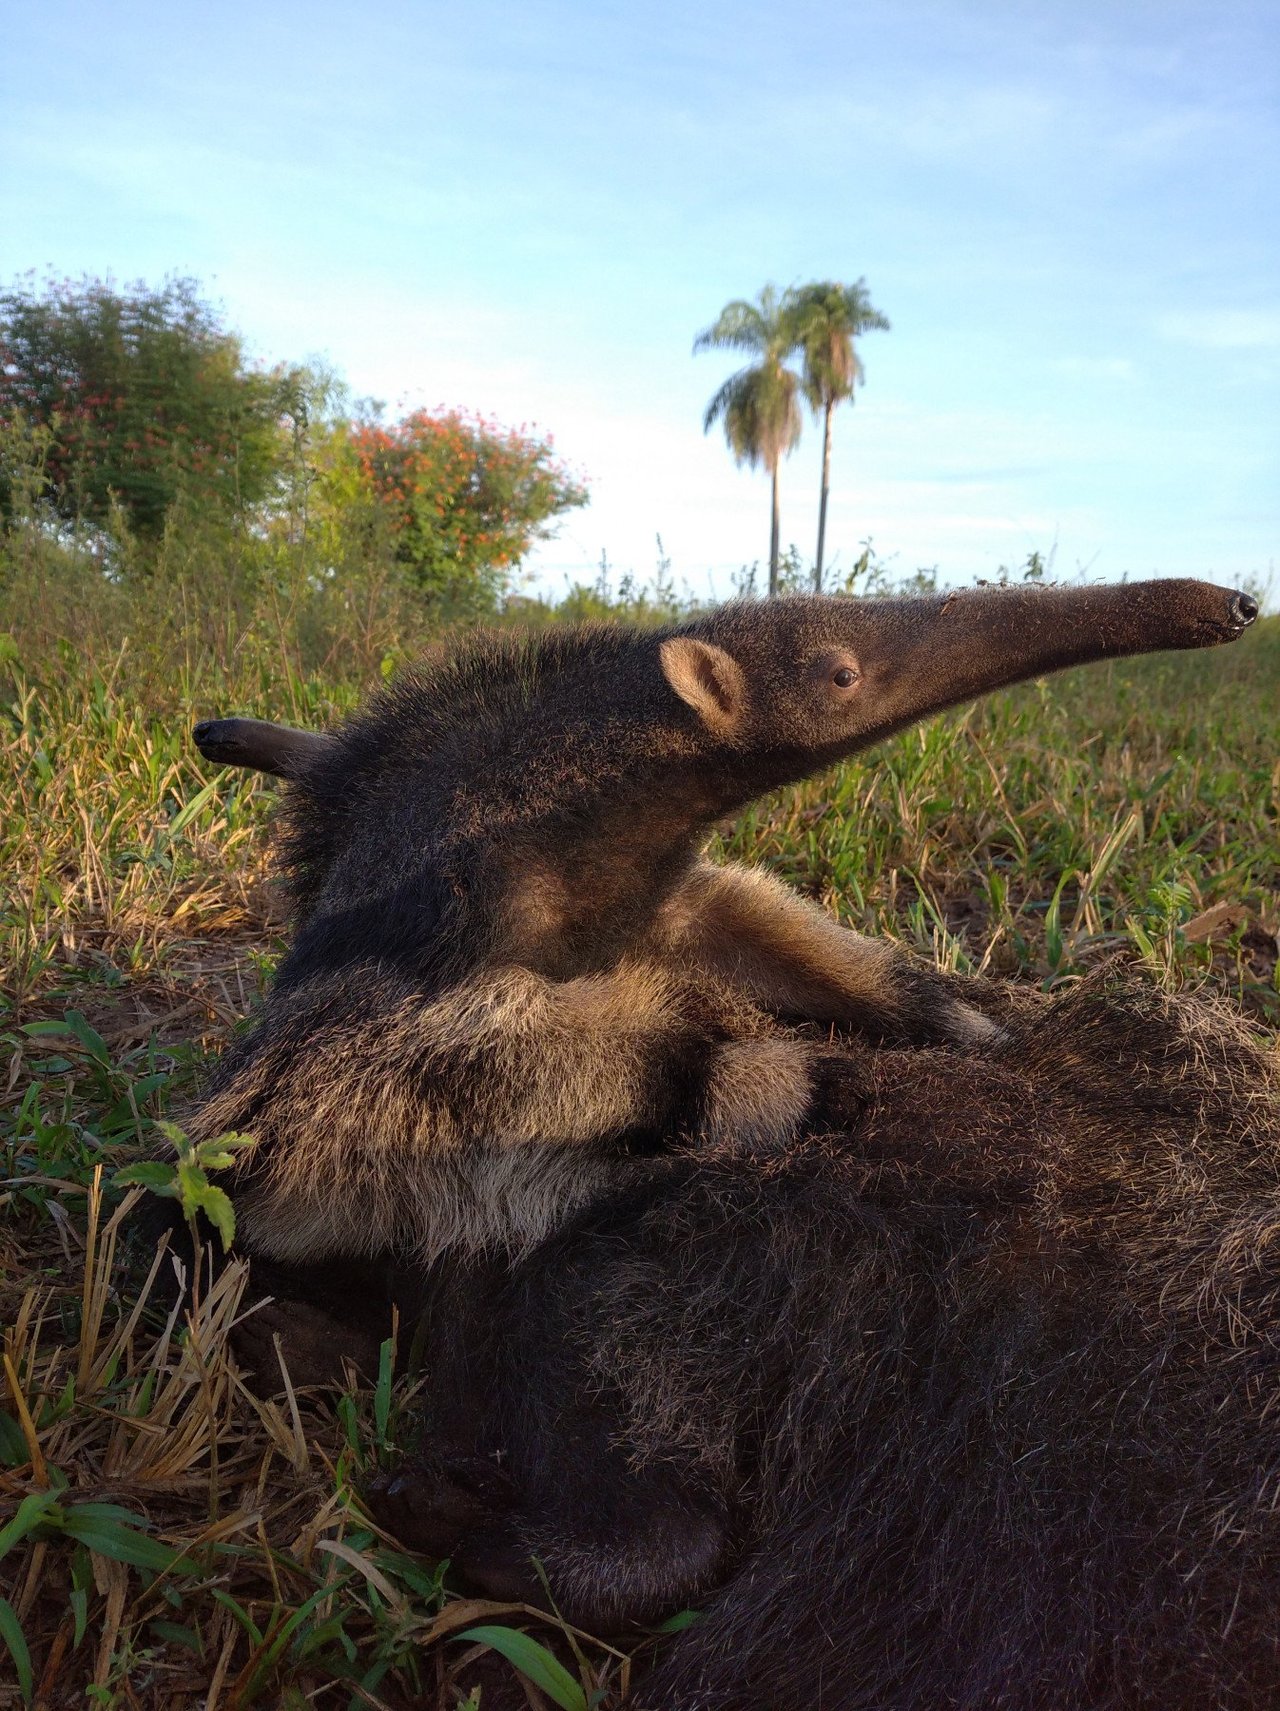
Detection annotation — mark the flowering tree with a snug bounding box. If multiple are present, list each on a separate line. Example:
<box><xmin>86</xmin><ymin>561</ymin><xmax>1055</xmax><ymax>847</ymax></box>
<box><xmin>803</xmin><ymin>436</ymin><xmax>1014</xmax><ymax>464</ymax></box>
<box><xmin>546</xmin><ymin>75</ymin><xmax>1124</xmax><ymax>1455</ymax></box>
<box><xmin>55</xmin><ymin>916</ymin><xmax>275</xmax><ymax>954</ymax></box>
<box><xmin>0</xmin><ymin>274</ymin><xmax>297</xmax><ymax>538</ymax></box>
<box><xmin>0</xmin><ymin>275</ymin><xmax>589</xmax><ymax>618</ymax></box>
<box><xmin>350</xmin><ymin>408</ymin><xmax>588</xmax><ymax>609</ymax></box>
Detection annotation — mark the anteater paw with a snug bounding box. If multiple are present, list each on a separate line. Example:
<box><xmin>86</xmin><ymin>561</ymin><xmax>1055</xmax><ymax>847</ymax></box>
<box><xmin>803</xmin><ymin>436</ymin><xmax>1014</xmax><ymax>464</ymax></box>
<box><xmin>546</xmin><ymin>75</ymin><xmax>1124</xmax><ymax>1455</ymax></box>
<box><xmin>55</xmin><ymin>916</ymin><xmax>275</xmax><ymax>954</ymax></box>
<box><xmin>881</xmin><ymin>965</ymin><xmax>1005</xmax><ymax>1049</ymax></box>
<box><xmin>805</xmin><ymin>1051</ymin><xmax>875</xmax><ymax>1133</ymax></box>
<box><xmin>364</xmin><ymin>1449</ymin><xmax>518</xmax><ymax>1560</ymax></box>
<box><xmin>943</xmin><ymin>1000</ymin><xmax>1004</xmax><ymax>1047</ymax></box>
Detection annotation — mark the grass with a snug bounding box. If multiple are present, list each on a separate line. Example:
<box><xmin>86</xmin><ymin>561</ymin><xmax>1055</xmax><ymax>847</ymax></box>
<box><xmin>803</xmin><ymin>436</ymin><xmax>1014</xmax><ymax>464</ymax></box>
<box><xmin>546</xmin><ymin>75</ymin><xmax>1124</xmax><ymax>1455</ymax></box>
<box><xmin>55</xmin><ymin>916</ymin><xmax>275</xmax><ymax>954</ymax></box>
<box><xmin>2</xmin><ymin>611</ymin><xmax>1278</xmax><ymax>1706</ymax></box>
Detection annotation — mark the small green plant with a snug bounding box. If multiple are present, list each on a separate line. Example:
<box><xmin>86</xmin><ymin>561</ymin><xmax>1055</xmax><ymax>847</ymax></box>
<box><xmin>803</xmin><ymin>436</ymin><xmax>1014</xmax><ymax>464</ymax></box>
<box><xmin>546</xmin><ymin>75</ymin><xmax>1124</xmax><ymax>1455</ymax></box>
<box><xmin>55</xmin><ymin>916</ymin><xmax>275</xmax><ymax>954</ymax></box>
<box><xmin>114</xmin><ymin>1119</ymin><xmax>254</xmax><ymax>1251</ymax></box>
<box><xmin>1126</xmin><ymin>878</ymin><xmax>1197</xmax><ymax>986</ymax></box>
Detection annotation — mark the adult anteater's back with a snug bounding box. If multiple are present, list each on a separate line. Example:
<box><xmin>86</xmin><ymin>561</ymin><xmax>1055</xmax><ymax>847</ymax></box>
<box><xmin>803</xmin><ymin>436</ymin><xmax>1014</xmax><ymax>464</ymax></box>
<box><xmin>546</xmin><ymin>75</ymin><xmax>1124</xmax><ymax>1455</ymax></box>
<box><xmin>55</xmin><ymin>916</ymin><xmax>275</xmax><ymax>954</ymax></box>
<box><xmin>618</xmin><ymin>977</ymin><xmax>1280</xmax><ymax>1709</ymax></box>
<box><xmin>416</xmin><ymin>975</ymin><xmax>1279</xmax><ymax>1709</ymax></box>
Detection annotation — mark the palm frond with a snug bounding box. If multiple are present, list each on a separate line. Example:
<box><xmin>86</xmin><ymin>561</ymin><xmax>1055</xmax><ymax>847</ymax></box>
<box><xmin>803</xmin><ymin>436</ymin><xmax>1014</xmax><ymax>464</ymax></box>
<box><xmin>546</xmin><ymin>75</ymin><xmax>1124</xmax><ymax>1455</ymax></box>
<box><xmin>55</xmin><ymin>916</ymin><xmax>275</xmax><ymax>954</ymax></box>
<box><xmin>693</xmin><ymin>300</ymin><xmax>768</xmax><ymax>357</ymax></box>
<box><xmin>703</xmin><ymin>362</ymin><xmax>802</xmax><ymax>470</ymax></box>
<box><xmin>782</xmin><ymin>277</ymin><xmax>889</xmax><ymax>413</ymax></box>
<box><xmin>702</xmin><ymin>367</ymin><xmax>757</xmax><ymax>434</ymax></box>
<box><xmin>696</xmin><ymin>286</ymin><xmax>807</xmax><ymax>477</ymax></box>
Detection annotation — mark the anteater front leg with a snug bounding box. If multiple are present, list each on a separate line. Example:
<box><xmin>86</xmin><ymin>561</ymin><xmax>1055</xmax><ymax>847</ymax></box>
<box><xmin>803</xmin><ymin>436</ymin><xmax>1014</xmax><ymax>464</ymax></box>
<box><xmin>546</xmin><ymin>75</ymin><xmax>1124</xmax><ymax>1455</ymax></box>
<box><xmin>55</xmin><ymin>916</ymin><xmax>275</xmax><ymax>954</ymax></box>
<box><xmin>366</xmin><ymin>1438</ymin><xmax>729</xmax><ymax>1633</ymax></box>
<box><xmin>655</xmin><ymin>858</ymin><xmax>999</xmax><ymax>1047</ymax></box>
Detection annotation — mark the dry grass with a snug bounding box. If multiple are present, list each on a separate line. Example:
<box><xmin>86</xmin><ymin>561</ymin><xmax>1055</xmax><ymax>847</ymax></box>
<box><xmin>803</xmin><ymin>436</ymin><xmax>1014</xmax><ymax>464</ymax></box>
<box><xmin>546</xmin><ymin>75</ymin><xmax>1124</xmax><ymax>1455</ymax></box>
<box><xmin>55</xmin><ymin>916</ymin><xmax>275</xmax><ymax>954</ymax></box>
<box><xmin>2</xmin><ymin>1173</ymin><xmax>638</xmax><ymax>1707</ymax></box>
<box><xmin>2</xmin><ymin>613</ymin><xmax>1277</xmax><ymax>1705</ymax></box>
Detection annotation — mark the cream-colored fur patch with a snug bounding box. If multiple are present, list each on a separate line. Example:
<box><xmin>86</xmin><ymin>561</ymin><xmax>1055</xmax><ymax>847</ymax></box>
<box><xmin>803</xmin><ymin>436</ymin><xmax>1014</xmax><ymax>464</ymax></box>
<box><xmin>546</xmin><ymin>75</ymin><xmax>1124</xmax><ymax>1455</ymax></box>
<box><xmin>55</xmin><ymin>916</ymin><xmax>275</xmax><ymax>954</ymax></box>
<box><xmin>238</xmin><ymin>1140</ymin><xmax>641</xmax><ymax>1264</ymax></box>
<box><xmin>194</xmin><ymin>959</ymin><xmax>759</xmax><ymax>1263</ymax></box>
<box><xmin>701</xmin><ymin>1035</ymin><xmax>815</xmax><ymax>1151</ymax></box>
<box><xmin>653</xmin><ymin>859</ymin><xmax>900</xmax><ymax>1022</ymax></box>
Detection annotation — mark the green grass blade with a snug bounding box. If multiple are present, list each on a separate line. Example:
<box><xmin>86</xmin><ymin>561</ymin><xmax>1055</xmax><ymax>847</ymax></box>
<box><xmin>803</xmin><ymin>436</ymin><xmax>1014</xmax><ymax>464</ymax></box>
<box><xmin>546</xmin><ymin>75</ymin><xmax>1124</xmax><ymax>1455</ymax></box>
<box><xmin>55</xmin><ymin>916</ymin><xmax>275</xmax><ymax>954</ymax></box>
<box><xmin>168</xmin><ymin>778</ymin><xmax>219</xmax><ymax>836</ymax></box>
<box><xmin>654</xmin><ymin>1608</ymin><xmax>701</xmax><ymax>1633</ymax></box>
<box><xmin>374</xmin><ymin>1336</ymin><xmax>394</xmax><ymax>1447</ymax></box>
<box><xmin>0</xmin><ymin>1598</ymin><xmax>33</xmax><ymax>1704</ymax></box>
<box><xmin>0</xmin><ymin>1412</ymin><xmax>30</xmax><ymax>1468</ymax></box>
<box><xmin>457</xmin><ymin>1626</ymin><xmax>587</xmax><ymax>1711</ymax></box>
<box><xmin>0</xmin><ymin>1490</ymin><xmax>62</xmax><ymax>1561</ymax></box>
<box><xmin>209</xmin><ymin>1587</ymin><xmax>265</xmax><ymax>1648</ymax></box>
<box><xmin>59</xmin><ymin>1508</ymin><xmax>180</xmax><ymax>1572</ymax></box>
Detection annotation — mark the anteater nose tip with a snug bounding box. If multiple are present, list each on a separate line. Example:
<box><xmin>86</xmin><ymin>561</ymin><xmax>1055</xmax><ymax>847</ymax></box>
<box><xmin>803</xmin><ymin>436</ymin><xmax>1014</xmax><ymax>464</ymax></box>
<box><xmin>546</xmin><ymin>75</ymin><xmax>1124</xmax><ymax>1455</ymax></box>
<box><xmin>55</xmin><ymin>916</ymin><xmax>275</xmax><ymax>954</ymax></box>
<box><xmin>1231</xmin><ymin>591</ymin><xmax>1259</xmax><ymax>627</ymax></box>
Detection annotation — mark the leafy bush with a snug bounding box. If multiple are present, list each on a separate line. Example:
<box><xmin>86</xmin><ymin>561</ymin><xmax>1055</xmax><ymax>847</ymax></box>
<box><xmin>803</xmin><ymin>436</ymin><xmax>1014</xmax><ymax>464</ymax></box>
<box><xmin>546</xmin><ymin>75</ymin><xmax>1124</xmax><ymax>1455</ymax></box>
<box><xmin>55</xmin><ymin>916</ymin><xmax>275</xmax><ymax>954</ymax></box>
<box><xmin>0</xmin><ymin>274</ymin><xmax>300</xmax><ymax>538</ymax></box>
<box><xmin>348</xmin><ymin>408</ymin><xmax>587</xmax><ymax>614</ymax></box>
<box><xmin>0</xmin><ymin>275</ymin><xmax>591</xmax><ymax>641</ymax></box>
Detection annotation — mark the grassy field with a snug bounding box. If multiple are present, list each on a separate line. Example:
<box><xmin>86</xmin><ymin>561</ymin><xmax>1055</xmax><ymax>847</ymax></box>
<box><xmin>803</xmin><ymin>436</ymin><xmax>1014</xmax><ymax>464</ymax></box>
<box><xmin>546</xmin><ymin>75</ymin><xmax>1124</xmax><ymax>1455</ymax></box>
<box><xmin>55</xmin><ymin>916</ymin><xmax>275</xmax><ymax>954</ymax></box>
<box><xmin>2</xmin><ymin>610</ymin><xmax>1278</xmax><ymax>1707</ymax></box>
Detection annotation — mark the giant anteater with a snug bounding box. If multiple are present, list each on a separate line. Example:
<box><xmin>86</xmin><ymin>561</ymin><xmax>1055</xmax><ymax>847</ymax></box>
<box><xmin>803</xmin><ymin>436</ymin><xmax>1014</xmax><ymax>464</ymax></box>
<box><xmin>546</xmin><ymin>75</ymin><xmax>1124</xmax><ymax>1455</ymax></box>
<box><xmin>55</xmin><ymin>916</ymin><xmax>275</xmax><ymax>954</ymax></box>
<box><xmin>368</xmin><ymin>974</ymin><xmax>1280</xmax><ymax>1710</ymax></box>
<box><xmin>185</xmin><ymin>579</ymin><xmax>1257</xmax><ymax>1281</ymax></box>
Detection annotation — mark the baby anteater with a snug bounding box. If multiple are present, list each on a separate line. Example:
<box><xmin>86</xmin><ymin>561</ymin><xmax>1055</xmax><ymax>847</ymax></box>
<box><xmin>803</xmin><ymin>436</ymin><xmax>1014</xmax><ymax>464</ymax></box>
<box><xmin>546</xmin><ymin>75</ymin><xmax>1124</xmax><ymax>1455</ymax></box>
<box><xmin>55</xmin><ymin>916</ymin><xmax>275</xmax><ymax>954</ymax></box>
<box><xmin>189</xmin><ymin>580</ymin><xmax>1257</xmax><ymax>1267</ymax></box>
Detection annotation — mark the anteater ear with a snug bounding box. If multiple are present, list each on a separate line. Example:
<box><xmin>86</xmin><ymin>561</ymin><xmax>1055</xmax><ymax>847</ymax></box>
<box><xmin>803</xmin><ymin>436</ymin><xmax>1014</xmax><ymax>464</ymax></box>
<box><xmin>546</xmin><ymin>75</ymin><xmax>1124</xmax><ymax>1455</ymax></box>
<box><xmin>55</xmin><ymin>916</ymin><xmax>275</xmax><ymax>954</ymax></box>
<box><xmin>659</xmin><ymin>638</ymin><xmax>746</xmax><ymax>737</ymax></box>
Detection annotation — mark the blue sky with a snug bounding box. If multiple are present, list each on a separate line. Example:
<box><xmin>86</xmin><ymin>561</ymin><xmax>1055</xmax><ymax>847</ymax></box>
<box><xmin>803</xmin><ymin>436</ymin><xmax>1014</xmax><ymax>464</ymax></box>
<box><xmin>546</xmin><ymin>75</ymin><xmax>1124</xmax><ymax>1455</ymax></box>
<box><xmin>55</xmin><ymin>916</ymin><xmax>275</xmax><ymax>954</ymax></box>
<box><xmin>3</xmin><ymin>0</ymin><xmax>1277</xmax><ymax>598</ymax></box>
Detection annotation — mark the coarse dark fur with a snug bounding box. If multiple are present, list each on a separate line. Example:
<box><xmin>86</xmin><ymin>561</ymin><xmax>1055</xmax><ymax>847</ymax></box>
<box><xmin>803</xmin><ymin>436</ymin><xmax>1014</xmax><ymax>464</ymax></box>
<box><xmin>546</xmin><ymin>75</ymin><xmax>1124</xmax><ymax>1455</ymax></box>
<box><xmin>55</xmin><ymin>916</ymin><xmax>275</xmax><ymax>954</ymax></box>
<box><xmin>185</xmin><ymin>581</ymin><xmax>1257</xmax><ymax>1274</ymax></box>
<box><xmin>367</xmin><ymin>972</ymin><xmax>1280</xmax><ymax>1709</ymax></box>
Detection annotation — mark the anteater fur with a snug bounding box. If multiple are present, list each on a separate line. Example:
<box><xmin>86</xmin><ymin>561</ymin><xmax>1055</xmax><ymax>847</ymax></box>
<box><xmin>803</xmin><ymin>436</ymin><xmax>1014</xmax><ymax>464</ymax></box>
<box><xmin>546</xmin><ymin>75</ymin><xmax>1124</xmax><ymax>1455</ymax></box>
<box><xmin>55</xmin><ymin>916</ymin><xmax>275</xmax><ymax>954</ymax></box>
<box><xmin>187</xmin><ymin>580</ymin><xmax>1258</xmax><ymax>1271</ymax></box>
<box><xmin>368</xmin><ymin>972</ymin><xmax>1280</xmax><ymax>1709</ymax></box>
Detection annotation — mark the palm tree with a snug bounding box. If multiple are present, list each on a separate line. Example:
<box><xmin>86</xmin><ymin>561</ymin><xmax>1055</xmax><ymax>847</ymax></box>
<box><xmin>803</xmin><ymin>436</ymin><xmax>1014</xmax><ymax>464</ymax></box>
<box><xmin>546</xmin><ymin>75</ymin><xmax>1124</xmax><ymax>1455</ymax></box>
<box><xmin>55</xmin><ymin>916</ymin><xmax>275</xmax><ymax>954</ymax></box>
<box><xmin>784</xmin><ymin>279</ymin><xmax>889</xmax><ymax>592</ymax></box>
<box><xmin>694</xmin><ymin>286</ymin><xmax>804</xmax><ymax>596</ymax></box>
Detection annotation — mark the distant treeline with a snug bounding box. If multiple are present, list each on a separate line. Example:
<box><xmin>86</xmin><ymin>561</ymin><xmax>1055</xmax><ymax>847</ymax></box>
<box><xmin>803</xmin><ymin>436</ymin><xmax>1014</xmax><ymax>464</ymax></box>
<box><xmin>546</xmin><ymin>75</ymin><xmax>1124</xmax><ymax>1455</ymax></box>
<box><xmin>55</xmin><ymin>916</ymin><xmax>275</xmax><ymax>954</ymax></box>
<box><xmin>0</xmin><ymin>273</ymin><xmax>603</xmax><ymax>665</ymax></box>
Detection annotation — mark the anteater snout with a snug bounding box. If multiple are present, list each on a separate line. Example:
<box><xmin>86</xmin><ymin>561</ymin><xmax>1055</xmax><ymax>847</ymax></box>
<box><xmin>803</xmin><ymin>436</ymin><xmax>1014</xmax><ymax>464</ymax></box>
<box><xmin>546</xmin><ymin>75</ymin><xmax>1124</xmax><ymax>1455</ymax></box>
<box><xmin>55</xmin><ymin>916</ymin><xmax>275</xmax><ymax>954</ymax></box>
<box><xmin>1230</xmin><ymin>590</ymin><xmax>1260</xmax><ymax>628</ymax></box>
<box><xmin>193</xmin><ymin>719</ymin><xmax>241</xmax><ymax>762</ymax></box>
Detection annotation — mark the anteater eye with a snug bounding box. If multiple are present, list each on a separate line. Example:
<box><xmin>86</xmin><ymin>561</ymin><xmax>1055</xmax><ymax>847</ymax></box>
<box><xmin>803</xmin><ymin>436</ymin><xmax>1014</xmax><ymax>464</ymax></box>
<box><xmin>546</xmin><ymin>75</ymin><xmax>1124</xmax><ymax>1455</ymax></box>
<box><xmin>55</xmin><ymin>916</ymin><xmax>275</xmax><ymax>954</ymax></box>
<box><xmin>832</xmin><ymin>667</ymin><xmax>859</xmax><ymax>689</ymax></box>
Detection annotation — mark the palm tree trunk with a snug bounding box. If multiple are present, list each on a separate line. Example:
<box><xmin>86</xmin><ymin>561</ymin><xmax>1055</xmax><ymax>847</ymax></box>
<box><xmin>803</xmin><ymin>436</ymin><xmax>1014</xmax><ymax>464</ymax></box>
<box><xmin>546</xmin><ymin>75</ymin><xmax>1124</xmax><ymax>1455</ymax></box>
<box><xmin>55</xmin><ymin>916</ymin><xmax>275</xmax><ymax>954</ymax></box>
<box><xmin>769</xmin><ymin>463</ymin><xmax>781</xmax><ymax>597</ymax></box>
<box><xmin>814</xmin><ymin>400</ymin><xmax>834</xmax><ymax>593</ymax></box>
